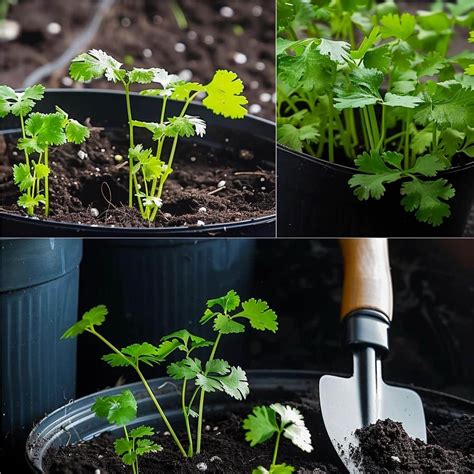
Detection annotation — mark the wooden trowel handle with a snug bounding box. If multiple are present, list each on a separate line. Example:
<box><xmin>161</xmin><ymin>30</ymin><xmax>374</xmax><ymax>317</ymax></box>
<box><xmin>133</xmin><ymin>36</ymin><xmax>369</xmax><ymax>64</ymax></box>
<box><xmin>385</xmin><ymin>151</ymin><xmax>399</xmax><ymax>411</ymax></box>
<box><xmin>340</xmin><ymin>239</ymin><xmax>393</xmax><ymax>321</ymax></box>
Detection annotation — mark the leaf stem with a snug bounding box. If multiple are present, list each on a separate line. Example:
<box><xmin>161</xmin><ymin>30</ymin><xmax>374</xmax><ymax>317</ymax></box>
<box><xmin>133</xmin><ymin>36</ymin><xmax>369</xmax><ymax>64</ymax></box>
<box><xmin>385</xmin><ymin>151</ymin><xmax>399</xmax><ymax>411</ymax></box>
<box><xmin>44</xmin><ymin>146</ymin><xmax>49</xmax><ymax>216</ymax></box>
<box><xmin>328</xmin><ymin>93</ymin><xmax>335</xmax><ymax>163</ymax></box>
<box><xmin>272</xmin><ymin>429</ymin><xmax>282</xmax><ymax>467</ymax></box>
<box><xmin>404</xmin><ymin>110</ymin><xmax>412</xmax><ymax>170</ymax></box>
<box><xmin>182</xmin><ymin>379</ymin><xmax>194</xmax><ymax>457</ymax></box>
<box><xmin>123</xmin><ymin>426</ymin><xmax>137</xmax><ymax>474</ymax></box>
<box><xmin>196</xmin><ymin>332</ymin><xmax>222</xmax><ymax>454</ymax></box>
<box><xmin>88</xmin><ymin>328</ymin><xmax>188</xmax><ymax>458</ymax></box>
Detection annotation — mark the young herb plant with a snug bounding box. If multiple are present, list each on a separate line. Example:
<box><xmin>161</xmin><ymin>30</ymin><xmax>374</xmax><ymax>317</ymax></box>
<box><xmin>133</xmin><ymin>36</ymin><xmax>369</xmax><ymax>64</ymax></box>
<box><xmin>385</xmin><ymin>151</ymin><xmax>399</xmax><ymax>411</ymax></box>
<box><xmin>69</xmin><ymin>50</ymin><xmax>248</xmax><ymax>222</ymax></box>
<box><xmin>92</xmin><ymin>389</ymin><xmax>162</xmax><ymax>474</ymax></box>
<box><xmin>277</xmin><ymin>2</ymin><xmax>474</xmax><ymax>226</ymax></box>
<box><xmin>61</xmin><ymin>290</ymin><xmax>278</xmax><ymax>461</ymax></box>
<box><xmin>0</xmin><ymin>85</ymin><xmax>90</xmax><ymax>215</ymax></box>
<box><xmin>243</xmin><ymin>403</ymin><xmax>313</xmax><ymax>474</ymax></box>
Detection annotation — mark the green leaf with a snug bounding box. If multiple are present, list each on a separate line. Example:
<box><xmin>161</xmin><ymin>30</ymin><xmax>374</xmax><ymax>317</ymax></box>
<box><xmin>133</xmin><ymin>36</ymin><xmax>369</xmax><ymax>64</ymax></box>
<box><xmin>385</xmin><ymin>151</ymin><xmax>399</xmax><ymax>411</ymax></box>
<box><xmin>277</xmin><ymin>123</ymin><xmax>319</xmax><ymax>152</ymax></box>
<box><xmin>66</xmin><ymin>119</ymin><xmax>90</xmax><ymax>144</ymax></box>
<box><xmin>243</xmin><ymin>405</ymin><xmax>279</xmax><ymax>447</ymax></box>
<box><xmin>411</xmin><ymin>128</ymin><xmax>433</xmax><ymax>155</ymax></box>
<box><xmin>202</xmin><ymin>70</ymin><xmax>248</xmax><ymax>119</ymax></box>
<box><xmin>364</xmin><ymin>44</ymin><xmax>391</xmax><ymax>72</ymax></box>
<box><xmin>129</xmin><ymin>425</ymin><xmax>155</xmax><ymax>439</ymax></box>
<box><xmin>383</xmin><ymin>93</ymin><xmax>424</xmax><ymax>109</ymax></box>
<box><xmin>410</xmin><ymin>154</ymin><xmax>447</xmax><ymax>177</ymax></box>
<box><xmin>70</xmin><ymin>49</ymin><xmax>124</xmax><ymax>82</ymax></box>
<box><xmin>206</xmin><ymin>359</ymin><xmax>230</xmax><ymax>375</ymax></box>
<box><xmin>13</xmin><ymin>163</ymin><xmax>34</xmax><ymax>191</ymax></box>
<box><xmin>415</xmin><ymin>82</ymin><xmax>474</xmax><ymax>131</ymax></box>
<box><xmin>0</xmin><ymin>84</ymin><xmax>45</xmax><ymax>118</ymax></box>
<box><xmin>166</xmin><ymin>116</ymin><xmax>196</xmax><ymax>138</ymax></box>
<box><xmin>24</xmin><ymin>112</ymin><xmax>67</xmax><ymax>146</ymax></box>
<box><xmin>128</xmin><ymin>68</ymin><xmax>155</xmax><ymax>84</ymax></box>
<box><xmin>114</xmin><ymin>437</ymin><xmax>133</xmax><ymax>456</ymax></box>
<box><xmin>216</xmin><ymin>366</ymin><xmax>249</xmax><ymax>400</ymax></box>
<box><xmin>61</xmin><ymin>305</ymin><xmax>108</xmax><ymax>339</ymax></box>
<box><xmin>195</xmin><ymin>373</ymin><xmax>223</xmax><ymax>393</ymax></box>
<box><xmin>349</xmin><ymin>151</ymin><xmax>403</xmax><ymax>200</ymax></box>
<box><xmin>277</xmin><ymin>0</ymin><xmax>295</xmax><ymax>30</ymax></box>
<box><xmin>171</xmin><ymin>82</ymin><xmax>205</xmax><ymax>101</ymax></box>
<box><xmin>237</xmin><ymin>298</ymin><xmax>278</xmax><ymax>332</ymax></box>
<box><xmin>278</xmin><ymin>42</ymin><xmax>336</xmax><ymax>94</ymax></box>
<box><xmin>161</xmin><ymin>329</ymin><xmax>213</xmax><ymax>352</ymax></box>
<box><xmin>380</xmin><ymin>13</ymin><xmax>416</xmax><ymax>40</ymax></box>
<box><xmin>135</xmin><ymin>438</ymin><xmax>162</xmax><ymax>456</ymax></box>
<box><xmin>92</xmin><ymin>389</ymin><xmax>137</xmax><ymax>426</ymax></box>
<box><xmin>401</xmin><ymin>178</ymin><xmax>455</xmax><ymax>226</ymax></box>
<box><xmin>17</xmin><ymin>193</ymin><xmax>44</xmax><ymax>211</ymax></box>
<box><xmin>122</xmin><ymin>452</ymin><xmax>137</xmax><ymax>465</ymax></box>
<box><xmin>213</xmin><ymin>313</ymin><xmax>246</xmax><ymax>334</ymax></box>
<box><xmin>102</xmin><ymin>352</ymin><xmax>133</xmax><ymax>367</ymax></box>
<box><xmin>34</xmin><ymin>163</ymin><xmax>50</xmax><ymax>179</ymax></box>
<box><xmin>206</xmin><ymin>290</ymin><xmax>241</xmax><ymax>313</ymax></box>
<box><xmin>352</xmin><ymin>26</ymin><xmax>381</xmax><ymax>60</ymax></box>
<box><xmin>167</xmin><ymin>358</ymin><xmax>202</xmax><ymax>380</ymax></box>
<box><xmin>317</xmin><ymin>39</ymin><xmax>351</xmax><ymax>64</ymax></box>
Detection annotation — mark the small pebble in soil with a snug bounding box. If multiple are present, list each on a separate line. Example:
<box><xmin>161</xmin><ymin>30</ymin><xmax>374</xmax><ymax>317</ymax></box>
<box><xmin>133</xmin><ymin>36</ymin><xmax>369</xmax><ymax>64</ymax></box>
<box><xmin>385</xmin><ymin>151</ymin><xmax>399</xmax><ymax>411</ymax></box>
<box><xmin>179</xmin><ymin>69</ymin><xmax>193</xmax><ymax>81</ymax></box>
<box><xmin>255</xmin><ymin>61</ymin><xmax>266</xmax><ymax>71</ymax></box>
<box><xmin>240</xmin><ymin>149</ymin><xmax>254</xmax><ymax>160</ymax></box>
<box><xmin>114</xmin><ymin>154</ymin><xmax>123</xmax><ymax>161</ymax></box>
<box><xmin>196</xmin><ymin>462</ymin><xmax>207</xmax><ymax>471</ymax></box>
<box><xmin>252</xmin><ymin>5</ymin><xmax>263</xmax><ymax>16</ymax></box>
<box><xmin>190</xmin><ymin>156</ymin><xmax>196</xmax><ymax>162</ymax></box>
<box><xmin>143</xmin><ymin>48</ymin><xmax>152</xmax><ymax>58</ymax></box>
<box><xmin>261</xmin><ymin>186</ymin><xmax>266</xmax><ymax>191</ymax></box>
<box><xmin>100</xmin><ymin>148</ymin><xmax>105</xmax><ymax>153</ymax></box>
<box><xmin>260</xmin><ymin>177</ymin><xmax>265</xmax><ymax>182</ymax></box>
<box><xmin>204</xmin><ymin>34</ymin><xmax>214</xmax><ymax>45</ymax></box>
<box><xmin>174</xmin><ymin>42</ymin><xmax>186</xmax><ymax>53</ymax></box>
<box><xmin>198</xmin><ymin>207</ymin><xmax>207</xmax><ymax>213</ymax></box>
<box><xmin>197</xmin><ymin>220</ymin><xmax>205</xmax><ymax>226</ymax></box>
<box><xmin>217</xmin><ymin>180</ymin><xmax>226</xmax><ymax>188</ymax></box>
<box><xmin>94</xmin><ymin>470</ymin><xmax>100</xmax><ymax>474</ymax></box>
<box><xmin>233</xmin><ymin>52</ymin><xmax>247</xmax><ymax>64</ymax></box>
<box><xmin>90</xmin><ymin>208</ymin><xmax>99</xmax><ymax>217</ymax></box>
<box><xmin>187</xmin><ymin>30</ymin><xmax>197</xmax><ymax>40</ymax></box>
<box><xmin>46</xmin><ymin>22</ymin><xmax>61</xmax><ymax>34</ymax></box>
<box><xmin>77</xmin><ymin>150</ymin><xmax>87</xmax><ymax>160</ymax></box>
<box><xmin>121</xmin><ymin>17</ymin><xmax>131</xmax><ymax>27</ymax></box>
<box><xmin>153</xmin><ymin>15</ymin><xmax>162</xmax><ymax>24</ymax></box>
<box><xmin>61</xmin><ymin>77</ymin><xmax>73</xmax><ymax>87</ymax></box>
<box><xmin>213</xmin><ymin>426</ymin><xmax>219</xmax><ymax>431</ymax></box>
<box><xmin>210</xmin><ymin>455</ymin><xmax>222</xmax><ymax>462</ymax></box>
<box><xmin>220</xmin><ymin>6</ymin><xmax>234</xmax><ymax>17</ymax></box>
<box><xmin>12</xmin><ymin>151</ymin><xmax>18</xmax><ymax>156</ymax></box>
<box><xmin>205</xmin><ymin>425</ymin><xmax>211</xmax><ymax>431</ymax></box>
<box><xmin>164</xmin><ymin>431</ymin><xmax>170</xmax><ymax>436</ymax></box>
<box><xmin>260</xmin><ymin>92</ymin><xmax>272</xmax><ymax>103</ymax></box>
<box><xmin>249</xmin><ymin>104</ymin><xmax>262</xmax><ymax>114</ymax></box>
<box><xmin>250</xmin><ymin>80</ymin><xmax>259</xmax><ymax>89</ymax></box>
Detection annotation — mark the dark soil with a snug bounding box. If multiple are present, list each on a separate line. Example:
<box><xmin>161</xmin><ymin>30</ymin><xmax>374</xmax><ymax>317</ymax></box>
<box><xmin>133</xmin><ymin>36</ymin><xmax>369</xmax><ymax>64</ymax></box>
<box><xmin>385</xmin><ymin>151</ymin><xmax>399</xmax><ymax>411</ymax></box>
<box><xmin>44</xmin><ymin>390</ymin><xmax>474</xmax><ymax>474</ymax></box>
<box><xmin>57</xmin><ymin>0</ymin><xmax>275</xmax><ymax>120</ymax></box>
<box><xmin>354</xmin><ymin>418</ymin><xmax>474</xmax><ymax>473</ymax></box>
<box><xmin>0</xmin><ymin>126</ymin><xmax>274</xmax><ymax>228</ymax></box>
<box><xmin>0</xmin><ymin>0</ymin><xmax>97</xmax><ymax>85</ymax></box>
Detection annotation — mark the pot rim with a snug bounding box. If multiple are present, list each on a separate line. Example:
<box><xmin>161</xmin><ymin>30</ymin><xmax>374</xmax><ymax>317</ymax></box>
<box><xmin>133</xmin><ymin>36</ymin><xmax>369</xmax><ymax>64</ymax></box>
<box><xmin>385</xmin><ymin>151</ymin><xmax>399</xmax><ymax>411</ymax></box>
<box><xmin>25</xmin><ymin>369</ymin><xmax>474</xmax><ymax>473</ymax></box>
<box><xmin>277</xmin><ymin>143</ymin><xmax>474</xmax><ymax>176</ymax></box>
<box><xmin>1</xmin><ymin>89</ymin><xmax>276</xmax><ymax>233</ymax></box>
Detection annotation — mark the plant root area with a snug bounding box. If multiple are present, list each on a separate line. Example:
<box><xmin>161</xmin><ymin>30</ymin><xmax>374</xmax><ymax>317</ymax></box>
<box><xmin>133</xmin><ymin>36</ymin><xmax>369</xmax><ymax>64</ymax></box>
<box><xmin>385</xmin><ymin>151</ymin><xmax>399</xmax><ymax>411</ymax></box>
<box><xmin>0</xmin><ymin>127</ymin><xmax>274</xmax><ymax>228</ymax></box>
<box><xmin>43</xmin><ymin>390</ymin><xmax>474</xmax><ymax>473</ymax></box>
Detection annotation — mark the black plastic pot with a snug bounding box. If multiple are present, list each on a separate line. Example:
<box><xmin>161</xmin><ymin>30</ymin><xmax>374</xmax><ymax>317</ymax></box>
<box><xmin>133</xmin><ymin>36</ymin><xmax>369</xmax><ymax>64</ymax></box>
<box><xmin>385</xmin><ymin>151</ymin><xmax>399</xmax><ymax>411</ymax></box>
<box><xmin>0</xmin><ymin>90</ymin><xmax>275</xmax><ymax>237</ymax></box>
<box><xmin>0</xmin><ymin>239</ymin><xmax>82</xmax><ymax>452</ymax></box>
<box><xmin>277</xmin><ymin>145</ymin><xmax>474</xmax><ymax>237</ymax></box>
<box><xmin>76</xmin><ymin>238</ymin><xmax>257</xmax><ymax>394</ymax></box>
<box><xmin>26</xmin><ymin>370</ymin><xmax>474</xmax><ymax>473</ymax></box>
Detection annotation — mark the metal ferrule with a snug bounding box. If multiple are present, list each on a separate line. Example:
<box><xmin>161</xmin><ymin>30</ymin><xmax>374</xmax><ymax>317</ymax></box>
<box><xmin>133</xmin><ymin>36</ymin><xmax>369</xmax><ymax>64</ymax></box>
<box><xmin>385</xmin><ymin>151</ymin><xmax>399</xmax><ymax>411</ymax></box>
<box><xmin>344</xmin><ymin>309</ymin><xmax>390</xmax><ymax>353</ymax></box>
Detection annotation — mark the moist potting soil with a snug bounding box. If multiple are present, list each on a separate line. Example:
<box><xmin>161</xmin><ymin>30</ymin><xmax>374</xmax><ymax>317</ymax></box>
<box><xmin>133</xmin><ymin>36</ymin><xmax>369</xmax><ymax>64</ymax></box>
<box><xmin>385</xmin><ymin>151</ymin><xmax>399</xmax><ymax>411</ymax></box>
<box><xmin>0</xmin><ymin>126</ymin><xmax>274</xmax><ymax>228</ymax></box>
<box><xmin>44</xmin><ymin>389</ymin><xmax>474</xmax><ymax>473</ymax></box>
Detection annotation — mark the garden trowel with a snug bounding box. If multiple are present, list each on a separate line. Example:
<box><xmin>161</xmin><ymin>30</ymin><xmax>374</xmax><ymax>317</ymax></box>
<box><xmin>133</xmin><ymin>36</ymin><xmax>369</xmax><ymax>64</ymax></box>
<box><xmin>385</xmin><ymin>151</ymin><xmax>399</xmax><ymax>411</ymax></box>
<box><xmin>319</xmin><ymin>238</ymin><xmax>426</xmax><ymax>473</ymax></box>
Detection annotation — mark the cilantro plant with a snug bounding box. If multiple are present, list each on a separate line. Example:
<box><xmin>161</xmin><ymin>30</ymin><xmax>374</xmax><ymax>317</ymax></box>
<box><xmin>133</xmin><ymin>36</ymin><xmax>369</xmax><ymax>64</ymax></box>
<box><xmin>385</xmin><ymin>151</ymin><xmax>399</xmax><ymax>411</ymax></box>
<box><xmin>92</xmin><ymin>390</ymin><xmax>161</xmax><ymax>474</ymax></box>
<box><xmin>69</xmin><ymin>50</ymin><xmax>248</xmax><ymax>222</ymax></box>
<box><xmin>0</xmin><ymin>85</ymin><xmax>89</xmax><ymax>215</ymax></box>
<box><xmin>277</xmin><ymin>2</ymin><xmax>474</xmax><ymax>226</ymax></box>
<box><xmin>62</xmin><ymin>290</ymin><xmax>278</xmax><ymax>461</ymax></box>
<box><xmin>243</xmin><ymin>403</ymin><xmax>313</xmax><ymax>474</ymax></box>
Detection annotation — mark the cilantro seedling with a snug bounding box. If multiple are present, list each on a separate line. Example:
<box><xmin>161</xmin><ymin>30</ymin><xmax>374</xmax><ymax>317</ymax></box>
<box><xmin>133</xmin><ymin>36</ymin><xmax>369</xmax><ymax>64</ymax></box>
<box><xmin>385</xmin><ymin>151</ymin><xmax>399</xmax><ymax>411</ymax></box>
<box><xmin>92</xmin><ymin>390</ymin><xmax>161</xmax><ymax>474</ymax></box>
<box><xmin>243</xmin><ymin>403</ymin><xmax>313</xmax><ymax>474</ymax></box>
<box><xmin>62</xmin><ymin>290</ymin><xmax>278</xmax><ymax>460</ymax></box>
<box><xmin>277</xmin><ymin>2</ymin><xmax>474</xmax><ymax>226</ymax></box>
<box><xmin>0</xmin><ymin>85</ymin><xmax>89</xmax><ymax>216</ymax></box>
<box><xmin>69</xmin><ymin>50</ymin><xmax>248</xmax><ymax>222</ymax></box>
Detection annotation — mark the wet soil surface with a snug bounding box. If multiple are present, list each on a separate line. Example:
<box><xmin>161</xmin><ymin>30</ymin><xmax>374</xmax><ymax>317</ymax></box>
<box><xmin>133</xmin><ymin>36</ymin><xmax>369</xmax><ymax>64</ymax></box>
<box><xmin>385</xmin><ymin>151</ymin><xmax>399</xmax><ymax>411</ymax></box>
<box><xmin>0</xmin><ymin>0</ymin><xmax>97</xmax><ymax>85</ymax></box>
<box><xmin>44</xmin><ymin>388</ymin><xmax>474</xmax><ymax>473</ymax></box>
<box><xmin>46</xmin><ymin>0</ymin><xmax>275</xmax><ymax>120</ymax></box>
<box><xmin>0</xmin><ymin>126</ymin><xmax>275</xmax><ymax>228</ymax></box>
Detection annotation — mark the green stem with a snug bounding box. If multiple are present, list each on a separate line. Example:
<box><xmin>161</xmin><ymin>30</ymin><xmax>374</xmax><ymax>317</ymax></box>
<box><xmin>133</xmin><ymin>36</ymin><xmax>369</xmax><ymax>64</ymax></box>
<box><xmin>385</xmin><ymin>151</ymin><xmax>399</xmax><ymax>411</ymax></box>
<box><xmin>44</xmin><ymin>146</ymin><xmax>49</xmax><ymax>216</ymax></box>
<box><xmin>328</xmin><ymin>93</ymin><xmax>335</xmax><ymax>163</ymax></box>
<box><xmin>271</xmin><ymin>430</ymin><xmax>282</xmax><ymax>467</ymax></box>
<box><xmin>384</xmin><ymin>131</ymin><xmax>405</xmax><ymax>147</ymax></box>
<box><xmin>432</xmin><ymin>124</ymin><xmax>438</xmax><ymax>153</ymax></box>
<box><xmin>362</xmin><ymin>108</ymin><xmax>375</xmax><ymax>150</ymax></box>
<box><xmin>123</xmin><ymin>426</ymin><xmax>137</xmax><ymax>474</ymax></box>
<box><xmin>182</xmin><ymin>379</ymin><xmax>194</xmax><ymax>457</ymax></box>
<box><xmin>404</xmin><ymin>111</ymin><xmax>412</xmax><ymax>170</ymax></box>
<box><xmin>368</xmin><ymin>105</ymin><xmax>380</xmax><ymax>147</ymax></box>
<box><xmin>359</xmin><ymin>109</ymin><xmax>370</xmax><ymax>150</ymax></box>
<box><xmin>124</xmin><ymin>82</ymin><xmax>135</xmax><ymax>208</ymax></box>
<box><xmin>376</xmin><ymin>105</ymin><xmax>386</xmax><ymax>152</ymax></box>
<box><xmin>196</xmin><ymin>332</ymin><xmax>222</xmax><ymax>454</ymax></box>
<box><xmin>19</xmin><ymin>113</ymin><xmax>30</xmax><ymax>171</ymax></box>
<box><xmin>89</xmin><ymin>329</ymin><xmax>188</xmax><ymax>458</ymax></box>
